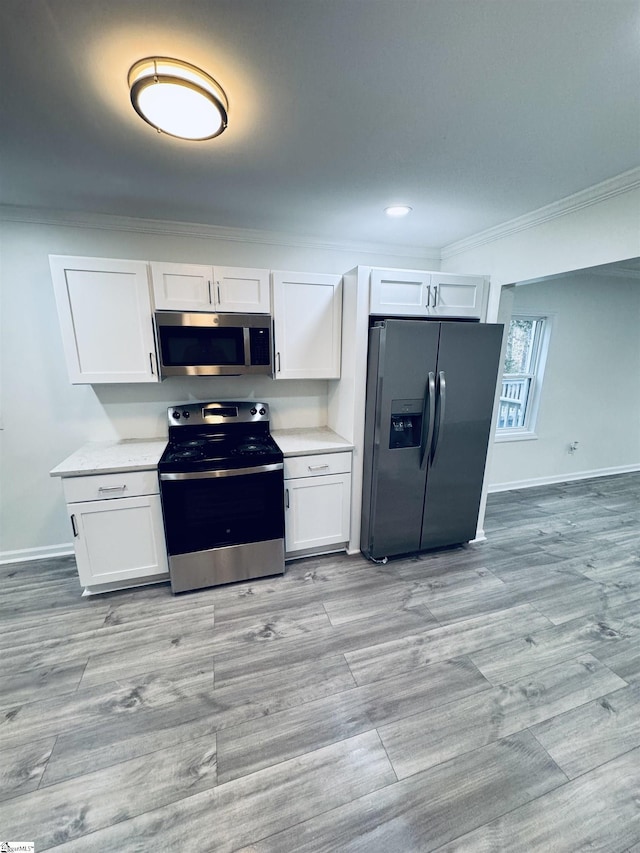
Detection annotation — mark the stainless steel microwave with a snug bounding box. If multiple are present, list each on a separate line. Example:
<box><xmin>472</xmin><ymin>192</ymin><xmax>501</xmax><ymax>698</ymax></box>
<box><xmin>154</xmin><ymin>311</ymin><xmax>272</xmax><ymax>377</ymax></box>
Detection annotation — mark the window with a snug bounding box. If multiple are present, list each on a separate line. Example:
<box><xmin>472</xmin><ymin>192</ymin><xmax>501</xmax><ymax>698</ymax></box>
<box><xmin>496</xmin><ymin>314</ymin><xmax>550</xmax><ymax>439</ymax></box>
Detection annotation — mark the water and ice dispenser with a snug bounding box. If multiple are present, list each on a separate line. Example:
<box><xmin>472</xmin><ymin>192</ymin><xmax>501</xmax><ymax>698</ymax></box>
<box><xmin>389</xmin><ymin>399</ymin><xmax>423</xmax><ymax>449</ymax></box>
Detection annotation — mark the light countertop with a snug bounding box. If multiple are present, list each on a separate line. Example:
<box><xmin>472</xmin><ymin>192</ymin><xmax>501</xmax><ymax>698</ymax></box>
<box><xmin>50</xmin><ymin>439</ymin><xmax>167</xmax><ymax>478</ymax></box>
<box><xmin>50</xmin><ymin>427</ymin><xmax>353</xmax><ymax>477</ymax></box>
<box><xmin>272</xmin><ymin>426</ymin><xmax>353</xmax><ymax>457</ymax></box>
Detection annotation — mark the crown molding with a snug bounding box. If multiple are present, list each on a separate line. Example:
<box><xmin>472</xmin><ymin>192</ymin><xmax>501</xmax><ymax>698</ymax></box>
<box><xmin>589</xmin><ymin>266</ymin><xmax>640</xmax><ymax>280</ymax></box>
<box><xmin>441</xmin><ymin>167</ymin><xmax>640</xmax><ymax>260</ymax></box>
<box><xmin>0</xmin><ymin>204</ymin><xmax>441</xmax><ymax>263</ymax></box>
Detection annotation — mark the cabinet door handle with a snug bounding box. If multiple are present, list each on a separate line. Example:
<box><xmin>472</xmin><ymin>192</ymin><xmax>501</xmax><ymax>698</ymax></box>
<box><xmin>217</xmin><ymin>283</ymin><xmax>222</xmax><ymax>304</ymax></box>
<box><xmin>285</xmin><ymin>488</ymin><xmax>290</xmax><ymax>508</ymax></box>
<box><xmin>276</xmin><ymin>352</ymin><xmax>281</xmax><ymax>373</ymax></box>
<box><xmin>208</xmin><ymin>281</ymin><xmax>213</xmax><ymax>304</ymax></box>
<box><xmin>70</xmin><ymin>514</ymin><xmax>78</xmax><ymax>537</ymax></box>
<box><xmin>308</xmin><ymin>464</ymin><xmax>330</xmax><ymax>471</ymax></box>
<box><xmin>425</xmin><ymin>284</ymin><xmax>431</xmax><ymax>308</ymax></box>
<box><xmin>98</xmin><ymin>485</ymin><xmax>127</xmax><ymax>492</ymax></box>
<box><xmin>149</xmin><ymin>352</ymin><xmax>155</xmax><ymax>375</ymax></box>
<box><xmin>432</xmin><ymin>284</ymin><xmax>438</xmax><ymax>307</ymax></box>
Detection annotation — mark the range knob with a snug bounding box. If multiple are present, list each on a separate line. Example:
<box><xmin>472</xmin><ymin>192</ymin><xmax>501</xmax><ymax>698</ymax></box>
<box><xmin>182</xmin><ymin>411</ymin><xmax>190</xmax><ymax>419</ymax></box>
<box><xmin>250</xmin><ymin>407</ymin><xmax>257</xmax><ymax>416</ymax></box>
<box><xmin>259</xmin><ymin>407</ymin><xmax>266</xmax><ymax>415</ymax></box>
<box><xmin>172</xmin><ymin>410</ymin><xmax>181</xmax><ymax>419</ymax></box>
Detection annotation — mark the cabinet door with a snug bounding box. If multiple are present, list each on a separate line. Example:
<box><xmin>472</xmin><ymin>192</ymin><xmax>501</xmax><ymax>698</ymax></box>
<box><xmin>370</xmin><ymin>269</ymin><xmax>431</xmax><ymax>316</ymax></box>
<box><xmin>70</xmin><ymin>494</ymin><xmax>169</xmax><ymax>589</ymax></box>
<box><xmin>272</xmin><ymin>271</ymin><xmax>342</xmax><ymax>379</ymax></box>
<box><xmin>285</xmin><ymin>473</ymin><xmax>351</xmax><ymax>553</ymax></box>
<box><xmin>50</xmin><ymin>256</ymin><xmax>159</xmax><ymax>384</ymax></box>
<box><xmin>150</xmin><ymin>261</ymin><xmax>215</xmax><ymax>311</ymax></box>
<box><xmin>213</xmin><ymin>266</ymin><xmax>270</xmax><ymax>313</ymax></box>
<box><xmin>429</xmin><ymin>274</ymin><xmax>487</xmax><ymax>319</ymax></box>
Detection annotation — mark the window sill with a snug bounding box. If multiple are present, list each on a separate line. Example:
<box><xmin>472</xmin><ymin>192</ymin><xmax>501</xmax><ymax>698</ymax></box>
<box><xmin>495</xmin><ymin>430</ymin><xmax>538</xmax><ymax>443</ymax></box>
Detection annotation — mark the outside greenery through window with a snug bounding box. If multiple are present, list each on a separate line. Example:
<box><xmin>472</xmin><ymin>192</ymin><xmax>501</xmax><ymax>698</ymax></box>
<box><xmin>497</xmin><ymin>315</ymin><xmax>548</xmax><ymax>434</ymax></box>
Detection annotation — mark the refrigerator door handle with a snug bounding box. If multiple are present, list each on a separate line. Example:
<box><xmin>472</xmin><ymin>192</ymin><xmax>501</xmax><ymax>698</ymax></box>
<box><xmin>420</xmin><ymin>372</ymin><xmax>436</xmax><ymax>469</ymax></box>
<box><xmin>431</xmin><ymin>370</ymin><xmax>446</xmax><ymax>464</ymax></box>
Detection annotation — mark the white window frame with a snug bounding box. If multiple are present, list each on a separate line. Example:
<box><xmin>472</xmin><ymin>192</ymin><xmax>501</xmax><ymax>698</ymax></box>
<box><xmin>496</xmin><ymin>313</ymin><xmax>553</xmax><ymax>442</ymax></box>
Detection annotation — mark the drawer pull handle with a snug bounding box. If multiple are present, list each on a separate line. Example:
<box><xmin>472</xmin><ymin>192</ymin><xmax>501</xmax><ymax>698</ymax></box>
<box><xmin>98</xmin><ymin>485</ymin><xmax>127</xmax><ymax>492</ymax></box>
<box><xmin>308</xmin><ymin>464</ymin><xmax>330</xmax><ymax>471</ymax></box>
<box><xmin>70</xmin><ymin>514</ymin><xmax>78</xmax><ymax>537</ymax></box>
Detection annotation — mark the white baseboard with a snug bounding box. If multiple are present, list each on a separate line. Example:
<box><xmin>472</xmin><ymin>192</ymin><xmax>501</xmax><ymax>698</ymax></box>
<box><xmin>487</xmin><ymin>463</ymin><xmax>640</xmax><ymax>494</ymax></box>
<box><xmin>0</xmin><ymin>543</ymin><xmax>74</xmax><ymax>565</ymax></box>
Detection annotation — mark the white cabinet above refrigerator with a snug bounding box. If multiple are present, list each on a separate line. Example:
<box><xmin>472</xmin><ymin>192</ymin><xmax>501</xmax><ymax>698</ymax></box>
<box><xmin>369</xmin><ymin>268</ymin><xmax>487</xmax><ymax>320</ymax></box>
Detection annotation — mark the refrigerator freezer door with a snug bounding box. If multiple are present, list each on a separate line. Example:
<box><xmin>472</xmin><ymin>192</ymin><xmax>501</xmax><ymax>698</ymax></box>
<box><xmin>420</xmin><ymin>322</ymin><xmax>503</xmax><ymax>549</ymax></box>
<box><xmin>361</xmin><ymin>320</ymin><xmax>440</xmax><ymax>559</ymax></box>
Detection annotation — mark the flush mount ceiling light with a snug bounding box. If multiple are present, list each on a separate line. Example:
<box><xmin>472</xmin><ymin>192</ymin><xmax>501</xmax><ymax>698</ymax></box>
<box><xmin>385</xmin><ymin>205</ymin><xmax>412</xmax><ymax>217</ymax></box>
<box><xmin>128</xmin><ymin>57</ymin><xmax>228</xmax><ymax>141</ymax></box>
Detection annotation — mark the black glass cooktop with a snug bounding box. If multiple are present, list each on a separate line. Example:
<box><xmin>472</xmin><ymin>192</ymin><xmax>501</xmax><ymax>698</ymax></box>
<box><xmin>159</xmin><ymin>429</ymin><xmax>283</xmax><ymax>472</ymax></box>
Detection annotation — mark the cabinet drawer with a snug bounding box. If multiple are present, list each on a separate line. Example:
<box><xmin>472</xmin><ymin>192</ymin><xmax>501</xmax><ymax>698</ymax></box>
<box><xmin>284</xmin><ymin>452</ymin><xmax>352</xmax><ymax>480</ymax></box>
<box><xmin>62</xmin><ymin>470</ymin><xmax>160</xmax><ymax>504</ymax></box>
<box><xmin>285</xmin><ymin>473</ymin><xmax>351</xmax><ymax>553</ymax></box>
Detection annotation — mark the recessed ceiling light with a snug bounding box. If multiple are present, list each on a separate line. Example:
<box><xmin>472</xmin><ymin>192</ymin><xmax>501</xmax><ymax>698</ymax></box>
<box><xmin>128</xmin><ymin>57</ymin><xmax>228</xmax><ymax>141</ymax></box>
<box><xmin>385</xmin><ymin>205</ymin><xmax>412</xmax><ymax>217</ymax></box>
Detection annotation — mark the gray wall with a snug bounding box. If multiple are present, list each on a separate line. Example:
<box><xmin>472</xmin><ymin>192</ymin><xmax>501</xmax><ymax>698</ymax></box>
<box><xmin>489</xmin><ymin>271</ymin><xmax>640</xmax><ymax>488</ymax></box>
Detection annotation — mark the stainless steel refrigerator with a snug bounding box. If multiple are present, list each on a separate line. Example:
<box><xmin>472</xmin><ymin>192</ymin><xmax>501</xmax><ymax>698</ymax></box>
<box><xmin>361</xmin><ymin>319</ymin><xmax>504</xmax><ymax>560</ymax></box>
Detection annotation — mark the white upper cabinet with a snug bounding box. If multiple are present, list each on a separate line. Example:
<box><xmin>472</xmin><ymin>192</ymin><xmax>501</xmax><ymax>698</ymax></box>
<box><xmin>150</xmin><ymin>262</ymin><xmax>213</xmax><ymax>311</ymax></box>
<box><xmin>429</xmin><ymin>273</ymin><xmax>487</xmax><ymax>319</ymax></box>
<box><xmin>50</xmin><ymin>255</ymin><xmax>159</xmax><ymax>384</ymax></box>
<box><xmin>215</xmin><ymin>266</ymin><xmax>271</xmax><ymax>313</ymax></box>
<box><xmin>369</xmin><ymin>268</ymin><xmax>487</xmax><ymax>320</ymax></box>
<box><xmin>150</xmin><ymin>261</ymin><xmax>270</xmax><ymax>314</ymax></box>
<box><xmin>272</xmin><ymin>271</ymin><xmax>343</xmax><ymax>380</ymax></box>
<box><xmin>370</xmin><ymin>269</ymin><xmax>431</xmax><ymax>316</ymax></box>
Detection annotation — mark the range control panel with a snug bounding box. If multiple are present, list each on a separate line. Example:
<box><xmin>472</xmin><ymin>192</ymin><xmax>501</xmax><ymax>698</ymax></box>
<box><xmin>167</xmin><ymin>401</ymin><xmax>270</xmax><ymax>427</ymax></box>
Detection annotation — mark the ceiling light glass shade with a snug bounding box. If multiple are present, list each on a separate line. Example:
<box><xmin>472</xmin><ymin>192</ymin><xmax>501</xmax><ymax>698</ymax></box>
<box><xmin>385</xmin><ymin>205</ymin><xmax>412</xmax><ymax>217</ymax></box>
<box><xmin>128</xmin><ymin>57</ymin><xmax>228</xmax><ymax>140</ymax></box>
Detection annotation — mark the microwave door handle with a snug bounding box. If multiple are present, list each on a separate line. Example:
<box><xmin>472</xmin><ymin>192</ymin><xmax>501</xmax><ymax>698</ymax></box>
<box><xmin>242</xmin><ymin>327</ymin><xmax>251</xmax><ymax>366</ymax></box>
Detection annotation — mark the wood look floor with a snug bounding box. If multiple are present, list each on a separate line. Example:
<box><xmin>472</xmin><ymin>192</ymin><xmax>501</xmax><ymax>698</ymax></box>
<box><xmin>2</xmin><ymin>474</ymin><xmax>640</xmax><ymax>851</ymax></box>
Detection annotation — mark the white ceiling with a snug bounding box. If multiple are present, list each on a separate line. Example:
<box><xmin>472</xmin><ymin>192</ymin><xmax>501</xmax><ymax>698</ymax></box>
<box><xmin>1</xmin><ymin>0</ymin><xmax>639</xmax><ymax>249</ymax></box>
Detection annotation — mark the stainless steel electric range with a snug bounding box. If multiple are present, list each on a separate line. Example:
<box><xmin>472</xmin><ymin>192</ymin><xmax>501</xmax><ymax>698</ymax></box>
<box><xmin>158</xmin><ymin>401</ymin><xmax>285</xmax><ymax>593</ymax></box>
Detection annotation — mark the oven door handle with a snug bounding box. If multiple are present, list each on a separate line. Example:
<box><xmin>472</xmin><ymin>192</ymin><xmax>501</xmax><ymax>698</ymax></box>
<box><xmin>160</xmin><ymin>462</ymin><xmax>283</xmax><ymax>481</ymax></box>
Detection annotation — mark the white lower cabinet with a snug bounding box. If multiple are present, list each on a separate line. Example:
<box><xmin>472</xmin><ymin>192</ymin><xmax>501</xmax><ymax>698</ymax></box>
<box><xmin>62</xmin><ymin>470</ymin><xmax>169</xmax><ymax>594</ymax></box>
<box><xmin>284</xmin><ymin>452</ymin><xmax>351</xmax><ymax>556</ymax></box>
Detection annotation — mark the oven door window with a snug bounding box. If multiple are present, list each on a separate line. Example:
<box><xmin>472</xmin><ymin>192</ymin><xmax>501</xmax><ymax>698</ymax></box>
<box><xmin>161</xmin><ymin>470</ymin><xmax>284</xmax><ymax>555</ymax></box>
<box><xmin>159</xmin><ymin>325</ymin><xmax>245</xmax><ymax>367</ymax></box>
